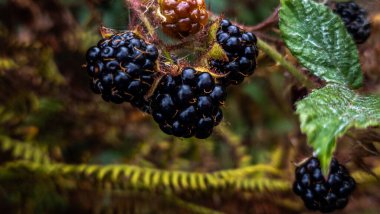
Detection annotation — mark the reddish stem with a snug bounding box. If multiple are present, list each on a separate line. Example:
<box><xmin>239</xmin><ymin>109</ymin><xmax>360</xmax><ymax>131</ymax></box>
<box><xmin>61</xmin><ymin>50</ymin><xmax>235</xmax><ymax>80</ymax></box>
<box><xmin>208</xmin><ymin>6</ymin><xmax>280</xmax><ymax>32</ymax></box>
<box><xmin>243</xmin><ymin>7</ymin><xmax>279</xmax><ymax>32</ymax></box>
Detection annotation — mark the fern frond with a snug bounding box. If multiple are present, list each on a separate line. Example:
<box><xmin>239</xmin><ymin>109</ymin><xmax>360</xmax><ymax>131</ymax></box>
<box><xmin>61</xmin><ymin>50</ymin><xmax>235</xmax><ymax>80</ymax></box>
<box><xmin>230</xmin><ymin>178</ymin><xmax>291</xmax><ymax>192</ymax></box>
<box><xmin>352</xmin><ymin>166</ymin><xmax>380</xmax><ymax>184</ymax></box>
<box><xmin>2</xmin><ymin>161</ymin><xmax>290</xmax><ymax>194</ymax></box>
<box><xmin>7</xmin><ymin>160</ymin><xmax>376</xmax><ymax>193</ymax></box>
<box><xmin>38</xmin><ymin>48</ymin><xmax>65</xmax><ymax>85</ymax></box>
<box><xmin>214</xmin><ymin>164</ymin><xmax>283</xmax><ymax>180</ymax></box>
<box><xmin>0</xmin><ymin>136</ymin><xmax>51</xmax><ymax>164</ymax></box>
<box><xmin>270</xmin><ymin>145</ymin><xmax>285</xmax><ymax>169</ymax></box>
<box><xmin>0</xmin><ymin>162</ymin><xmax>223</xmax><ymax>214</ymax></box>
<box><xmin>0</xmin><ymin>57</ymin><xmax>18</xmax><ymax>71</ymax></box>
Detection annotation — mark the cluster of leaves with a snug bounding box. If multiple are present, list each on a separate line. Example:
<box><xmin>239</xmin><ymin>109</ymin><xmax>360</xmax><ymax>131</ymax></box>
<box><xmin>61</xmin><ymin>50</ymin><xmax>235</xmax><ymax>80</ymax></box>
<box><xmin>280</xmin><ymin>0</ymin><xmax>380</xmax><ymax>173</ymax></box>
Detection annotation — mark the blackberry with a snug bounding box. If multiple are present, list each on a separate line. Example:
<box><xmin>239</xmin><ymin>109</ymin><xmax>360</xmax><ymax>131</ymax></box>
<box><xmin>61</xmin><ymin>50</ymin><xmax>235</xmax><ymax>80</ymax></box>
<box><xmin>85</xmin><ymin>32</ymin><xmax>159</xmax><ymax>111</ymax></box>
<box><xmin>209</xmin><ymin>19</ymin><xmax>258</xmax><ymax>86</ymax></box>
<box><xmin>151</xmin><ymin>67</ymin><xmax>226</xmax><ymax>139</ymax></box>
<box><xmin>159</xmin><ymin>0</ymin><xmax>208</xmax><ymax>38</ymax></box>
<box><xmin>293</xmin><ymin>157</ymin><xmax>356</xmax><ymax>212</ymax></box>
<box><xmin>334</xmin><ymin>1</ymin><xmax>371</xmax><ymax>44</ymax></box>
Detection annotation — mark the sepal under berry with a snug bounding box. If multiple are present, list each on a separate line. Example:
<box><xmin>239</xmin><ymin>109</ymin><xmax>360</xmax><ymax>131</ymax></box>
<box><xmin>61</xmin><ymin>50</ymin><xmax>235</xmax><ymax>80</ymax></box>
<box><xmin>209</xmin><ymin>19</ymin><xmax>258</xmax><ymax>86</ymax></box>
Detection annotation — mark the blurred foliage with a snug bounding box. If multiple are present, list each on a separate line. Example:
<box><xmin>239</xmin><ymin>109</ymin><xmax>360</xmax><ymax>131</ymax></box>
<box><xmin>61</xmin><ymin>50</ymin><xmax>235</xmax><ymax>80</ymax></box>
<box><xmin>0</xmin><ymin>0</ymin><xmax>379</xmax><ymax>213</ymax></box>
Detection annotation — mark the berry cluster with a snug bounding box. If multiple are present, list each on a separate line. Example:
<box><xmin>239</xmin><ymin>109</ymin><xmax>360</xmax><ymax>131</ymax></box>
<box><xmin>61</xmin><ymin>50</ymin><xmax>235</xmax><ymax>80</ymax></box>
<box><xmin>334</xmin><ymin>1</ymin><xmax>371</xmax><ymax>44</ymax></box>
<box><xmin>209</xmin><ymin>19</ymin><xmax>258</xmax><ymax>86</ymax></box>
<box><xmin>84</xmin><ymin>3</ymin><xmax>259</xmax><ymax>138</ymax></box>
<box><xmin>293</xmin><ymin>157</ymin><xmax>356</xmax><ymax>212</ymax></box>
<box><xmin>159</xmin><ymin>0</ymin><xmax>208</xmax><ymax>38</ymax></box>
<box><xmin>85</xmin><ymin>32</ymin><xmax>159</xmax><ymax>111</ymax></box>
<box><xmin>151</xmin><ymin>68</ymin><xmax>226</xmax><ymax>139</ymax></box>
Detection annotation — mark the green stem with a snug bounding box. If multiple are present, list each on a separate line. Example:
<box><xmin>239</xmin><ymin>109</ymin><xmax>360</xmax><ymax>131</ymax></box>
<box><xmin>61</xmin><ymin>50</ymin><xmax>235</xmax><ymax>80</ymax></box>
<box><xmin>139</xmin><ymin>12</ymin><xmax>155</xmax><ymax>38</ymax></box>
<box><xmin>257</xmin><ymin>39</ymin><xmax>316</xmax><ymax>89</ymax></box>
<box><xmin>125</xmin><ymin>0</ymin><xmax>155</xmax><ymax>38</ymax></box>
<box><xmin>215</xmin><ymin>125</ymin><xmax>251</xmax><ymax>168</ymax></box>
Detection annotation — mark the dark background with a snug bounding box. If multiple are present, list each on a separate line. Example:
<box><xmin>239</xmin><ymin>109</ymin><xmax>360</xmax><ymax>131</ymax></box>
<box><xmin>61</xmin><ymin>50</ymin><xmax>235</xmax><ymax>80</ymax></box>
<box><xmin>0</xmin><ymin>0</ymin><xmax>379</xmax><ymax>213</ymax></box>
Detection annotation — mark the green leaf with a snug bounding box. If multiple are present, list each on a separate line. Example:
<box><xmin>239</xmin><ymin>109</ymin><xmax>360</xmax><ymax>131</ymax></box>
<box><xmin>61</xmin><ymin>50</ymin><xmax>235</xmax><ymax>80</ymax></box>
<box><xmin>279</xmin><ymin>0</ymin><xmax>362</xmax><ymax>88</ymax></box>
<box><xmin>296</xmin><ymin>84</ymin><xmax>380</xmax><ymax>173</ymax></box>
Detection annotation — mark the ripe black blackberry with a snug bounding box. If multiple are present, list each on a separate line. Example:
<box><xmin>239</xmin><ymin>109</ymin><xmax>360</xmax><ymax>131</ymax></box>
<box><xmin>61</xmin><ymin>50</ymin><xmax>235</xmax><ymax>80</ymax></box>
<box><xmin>293</xmin><ymin>157</ymin><xmax>356</xmax><ymax>212</ymax></box>
<box><xmin>334</xmin><ymin>1</ymin><xmax>371</xmax><ymax>44</ymax></box>
<box><xmin>151</xmin><ymin>67</ymin><xmax>226</xmax><ymax>139</ymax></box>
<box><xmin>209</xmin><ymin>19</ymin><xmax>258</xmax><ymax>86</ymax></box>
<box><xmin>85</xmin><ymin>32</ymin><xmax>159</xmax><ymax>111</ymax></box>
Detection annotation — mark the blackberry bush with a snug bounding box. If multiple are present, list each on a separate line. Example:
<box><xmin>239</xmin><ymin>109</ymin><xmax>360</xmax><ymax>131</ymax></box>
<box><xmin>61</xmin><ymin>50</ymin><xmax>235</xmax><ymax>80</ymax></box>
<box><xmin>151</xmin><ymin>67</ymin><xmax>226</xmax><ymax>139</ymax></box>
<box><xmin>85</xmin><ymin>32</ymin><xmax>159</xmax><ymax>111</ymax></box>
<box><xmin>293</xmin><ymin>157</ymin><xmax>356</xmax><ymax>212</ymax></box>
<box><xmin>334</xmin><ymin>1</ymin><xmax>371</xmax><ymax>44</ymax></box>
<box><xmin>158</xmin><ymin>0</ymin><xmax>208</xmax><ymax>39</ymax></box>
<box><xmin>209</xmin><ymin>19</ymin><xmax>258</xmax><ymax>86</ymax></box>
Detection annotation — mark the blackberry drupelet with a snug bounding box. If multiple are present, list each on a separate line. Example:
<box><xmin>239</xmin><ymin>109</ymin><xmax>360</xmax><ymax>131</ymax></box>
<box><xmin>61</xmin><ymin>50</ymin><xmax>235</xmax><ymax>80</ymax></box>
<box><xmin>334</xmin><ymin>1</ymin><xmax>371</xmax><ymax>44</ymax></box>
<box><xmin>151</xmin><ymin>67</ymin><xmax>226</xmax><ymax>139</ymax></box>
<box><xmin>293</xmin><ymin>157</ymin><xmax>356</xmax><ymax>212</ymax></box>
<box><xmin>209</xmin><ymin>19</ymin><xmax>258</xmax><ymax>86</ymax></box>
<box><xmin>85</xmin><ymin>32</ymin><xmax>159</xmax><ymax>111</ymax></box>
<box><xmin>159</xmin><ymin>0</ymin><xmax>208</xmax><ymax>39</ymax></box>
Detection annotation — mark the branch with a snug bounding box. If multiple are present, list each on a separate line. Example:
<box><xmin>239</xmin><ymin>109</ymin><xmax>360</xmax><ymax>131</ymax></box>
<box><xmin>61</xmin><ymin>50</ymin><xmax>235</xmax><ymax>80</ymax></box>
<box><xmin>0</xmin><ymin>136</ymin><xmax>51</xmax><ymax>164</ymax></box>
<box><xmin>257</xmin><ymin>39</ymin><xmax>316</xmax><ymax>89</ymax></box>
<box><xmin>236</xmin><ymin>7</ymin><xmax>279</xmax><ymax>32</ymax></box>
<box><xmin>208</xmin><ymin>6</ymin><xmax>279</xmax><ymax>32</ymax></box>
<box><xmin>125</xmin><ymin>0</ymin><xmax>156</xmax><ymax>38</ymax></box>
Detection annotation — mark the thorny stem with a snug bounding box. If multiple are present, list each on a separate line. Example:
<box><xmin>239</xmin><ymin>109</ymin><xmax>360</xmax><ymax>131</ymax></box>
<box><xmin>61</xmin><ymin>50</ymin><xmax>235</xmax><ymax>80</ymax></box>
<box><xmin>257</xmin><ymin>39</ymin><xmax>316</xmax><ymax>89</ymax></box>
<box><xmin>238</xmin><ymin>7</ymin><xmax>280</xmax><ymax>32</ymax></box>
<box><xmin>125</xmin><ymin>0</ymin><xmax>156</xmax><ymax>38</ymax></box>
<box><xmin>139</xmin><ymin>13</ymin><xmax>156</xmax><ymax>38</ymax></box>
<box><xmin>209</xmin><ymin>6</ymin><xmax>279</xmax><ymax>32</ymax></box>
<box><xmin>254</xmin><ymin>31</ymin><xmax>283</xmax><ymax>44</ymax></box>
<box><xmin>125</xmin><ymin>0</ymin><xmax>184</xmax><ymax>63</ymax></box>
